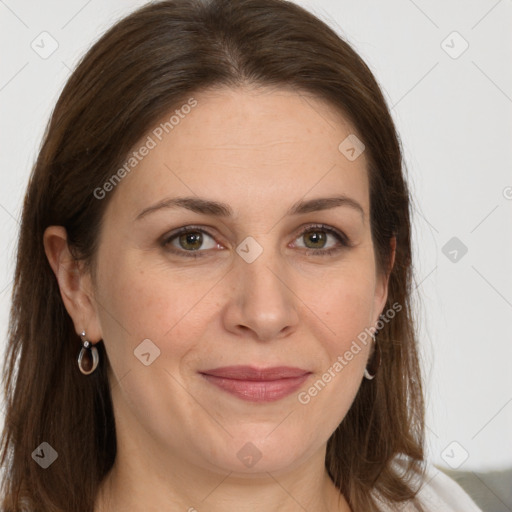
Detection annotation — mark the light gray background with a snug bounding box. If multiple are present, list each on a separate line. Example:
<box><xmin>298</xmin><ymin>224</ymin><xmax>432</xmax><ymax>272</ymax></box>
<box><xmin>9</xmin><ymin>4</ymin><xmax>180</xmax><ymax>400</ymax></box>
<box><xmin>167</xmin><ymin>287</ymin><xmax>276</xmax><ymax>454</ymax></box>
<box><xmin>1</xmin><ymin>0</ymin><xmax>511</xmax><ymax>474</ymax></box>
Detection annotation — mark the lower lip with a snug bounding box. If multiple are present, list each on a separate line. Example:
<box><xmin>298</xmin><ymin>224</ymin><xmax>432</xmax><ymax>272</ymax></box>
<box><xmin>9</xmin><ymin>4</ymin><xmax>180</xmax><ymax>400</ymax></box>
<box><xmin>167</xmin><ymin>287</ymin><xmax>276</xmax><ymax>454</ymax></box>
<box><xmin>200</xmin><ymin>373</ymin><xmax>311</xmax><ymax>402</ymax></box>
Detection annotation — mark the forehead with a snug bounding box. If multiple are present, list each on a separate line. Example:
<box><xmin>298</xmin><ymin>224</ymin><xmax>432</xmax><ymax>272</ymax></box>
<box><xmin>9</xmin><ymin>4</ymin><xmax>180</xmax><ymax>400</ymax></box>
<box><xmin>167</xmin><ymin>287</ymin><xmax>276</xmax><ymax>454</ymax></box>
<box><xmin>104</xmin><ymin>86</ymin><xmax>369</xmax><ymax>221</ymax></box>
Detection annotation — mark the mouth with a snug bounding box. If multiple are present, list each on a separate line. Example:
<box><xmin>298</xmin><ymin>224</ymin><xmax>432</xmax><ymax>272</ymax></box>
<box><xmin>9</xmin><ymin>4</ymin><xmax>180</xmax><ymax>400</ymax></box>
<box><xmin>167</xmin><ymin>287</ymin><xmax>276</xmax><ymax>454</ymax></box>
<box><xmin>199</xmin><ymin>365</ymin><xmax>312</xmax><ymax>402</ymax></box>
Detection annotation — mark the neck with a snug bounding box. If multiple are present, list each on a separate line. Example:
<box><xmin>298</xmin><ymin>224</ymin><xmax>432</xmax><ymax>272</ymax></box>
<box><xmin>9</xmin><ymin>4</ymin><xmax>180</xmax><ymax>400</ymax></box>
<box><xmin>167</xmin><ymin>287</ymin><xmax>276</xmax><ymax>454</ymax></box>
<box><xmin>94</xmin><ymin>444</ymin><xmax>351</xmax><ymax>512</ymax></box>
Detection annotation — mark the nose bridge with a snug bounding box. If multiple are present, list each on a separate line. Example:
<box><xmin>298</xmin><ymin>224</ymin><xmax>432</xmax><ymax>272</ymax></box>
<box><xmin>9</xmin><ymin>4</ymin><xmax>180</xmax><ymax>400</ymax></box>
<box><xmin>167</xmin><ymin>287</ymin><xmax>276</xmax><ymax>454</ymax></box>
<box><xmin>226</xmin><ymin>235</ymin><xmax>299</xmax><ymax>340</ymax></box>
<box><xmin>237</xmin><ymin>237</ymin><xmax>288</xmax><ymax>304</ymax></box>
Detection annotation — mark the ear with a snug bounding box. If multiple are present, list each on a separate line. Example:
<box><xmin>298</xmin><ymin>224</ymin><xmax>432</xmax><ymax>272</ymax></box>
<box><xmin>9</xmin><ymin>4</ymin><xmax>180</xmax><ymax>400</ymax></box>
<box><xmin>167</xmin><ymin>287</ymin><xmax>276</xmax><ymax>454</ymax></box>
<box><xmin>43</xmin><ymin>226</ymin><xmax>103</xmax><ymax>342</ymax></box>
<box><xmin>372</xmin><ymin>236</ymin><xmax>397</xmax><ymax>326</ymax></box>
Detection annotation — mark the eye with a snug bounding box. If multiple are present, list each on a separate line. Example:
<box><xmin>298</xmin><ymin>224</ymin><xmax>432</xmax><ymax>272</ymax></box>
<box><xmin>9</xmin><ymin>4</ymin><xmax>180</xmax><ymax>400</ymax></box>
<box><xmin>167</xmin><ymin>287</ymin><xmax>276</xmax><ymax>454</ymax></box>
<box><xmin>161</xmin><ymin>226</ymin><xmax>221</xmax><ymax>258</ymax></box>
<box><xmin>292</xmin><ymin>224</ymin><xmax>350</xmax><ymax>257</ymax></box>
<box><xmin>161</xmin><ymin>223</ymin><xmax>351</xmax><ymax>259</ymax></box>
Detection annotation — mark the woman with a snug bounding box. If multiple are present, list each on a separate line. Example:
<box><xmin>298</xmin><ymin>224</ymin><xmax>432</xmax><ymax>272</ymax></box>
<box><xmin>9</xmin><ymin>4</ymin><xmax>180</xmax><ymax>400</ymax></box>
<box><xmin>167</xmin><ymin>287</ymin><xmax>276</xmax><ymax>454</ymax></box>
<box><xmin>0</xmin><ymin>0</ymin><xmax>483</xmax><ymax>511</ymax></box>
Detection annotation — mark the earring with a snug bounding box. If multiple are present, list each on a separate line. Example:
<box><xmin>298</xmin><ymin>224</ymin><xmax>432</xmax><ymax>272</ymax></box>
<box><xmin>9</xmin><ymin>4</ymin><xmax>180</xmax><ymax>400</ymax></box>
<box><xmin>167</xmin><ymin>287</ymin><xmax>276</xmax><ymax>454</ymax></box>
<box><xmin>364</xmin><ymin>331</ymin><xmax>381</xmax><ymax>380</ymax></box>
<box><xmin>77</xmin><ymin>330</ymin><xmax>99</xmax><ymax>375</ymax></box>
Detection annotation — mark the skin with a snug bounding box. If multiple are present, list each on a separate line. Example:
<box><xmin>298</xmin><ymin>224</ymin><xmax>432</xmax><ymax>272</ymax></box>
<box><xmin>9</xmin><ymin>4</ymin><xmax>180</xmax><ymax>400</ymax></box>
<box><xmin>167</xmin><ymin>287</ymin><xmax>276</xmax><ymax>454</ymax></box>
<box><xmin>44</xmin><ymin>85</ymin><xmax>395</xmax><ymax>512</ymax></box>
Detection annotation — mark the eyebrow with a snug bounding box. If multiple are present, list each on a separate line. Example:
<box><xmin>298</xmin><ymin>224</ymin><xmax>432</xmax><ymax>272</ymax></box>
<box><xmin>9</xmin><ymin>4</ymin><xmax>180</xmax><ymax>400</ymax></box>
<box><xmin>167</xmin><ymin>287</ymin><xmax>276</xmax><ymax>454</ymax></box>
<box><xmin>135</xmin><ymin>195</ymin><xmax>365</xmax><ymax>222</ymax></box>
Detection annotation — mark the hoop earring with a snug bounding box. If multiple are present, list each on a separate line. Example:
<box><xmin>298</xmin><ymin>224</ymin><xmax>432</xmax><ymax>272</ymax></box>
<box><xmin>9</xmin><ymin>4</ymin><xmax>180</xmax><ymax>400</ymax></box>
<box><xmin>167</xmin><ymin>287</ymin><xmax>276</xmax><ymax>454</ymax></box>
<box><xmin>78</xmin><ymin>330</ymin><xmax>99</xmax><ymax>375</ymax></box>
<box><xmin>364</xmin><ymin>332</ymin><xmax>381</xmax><ymax>380</ymax></box>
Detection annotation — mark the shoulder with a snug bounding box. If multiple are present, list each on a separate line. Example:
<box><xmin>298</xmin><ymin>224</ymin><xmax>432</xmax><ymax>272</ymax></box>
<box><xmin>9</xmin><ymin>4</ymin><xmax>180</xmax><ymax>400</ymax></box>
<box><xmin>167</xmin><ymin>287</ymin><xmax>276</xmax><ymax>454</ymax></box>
<box><xmin>414</xmin><ymin>463</ymin><xmax>484</xmax><ymax>512</ymax></box>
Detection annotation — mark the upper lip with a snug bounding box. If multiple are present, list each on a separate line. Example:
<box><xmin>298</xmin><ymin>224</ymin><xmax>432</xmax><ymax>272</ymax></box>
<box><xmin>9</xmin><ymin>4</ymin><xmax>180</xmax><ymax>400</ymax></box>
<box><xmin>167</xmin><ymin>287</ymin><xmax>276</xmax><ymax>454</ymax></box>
<box><xmin>200</xmin><ymin>366</ymin><xmax>311</xmax><ymax>381</ymax></box>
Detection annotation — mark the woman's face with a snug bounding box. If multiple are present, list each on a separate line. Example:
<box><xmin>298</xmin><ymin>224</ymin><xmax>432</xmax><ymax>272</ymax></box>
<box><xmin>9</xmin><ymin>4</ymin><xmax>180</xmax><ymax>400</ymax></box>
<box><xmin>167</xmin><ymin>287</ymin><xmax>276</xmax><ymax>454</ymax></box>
<box><xmin>85</xmin><ymin>86</ymin><xmax>391</xmax><ymax>476</ymax></box>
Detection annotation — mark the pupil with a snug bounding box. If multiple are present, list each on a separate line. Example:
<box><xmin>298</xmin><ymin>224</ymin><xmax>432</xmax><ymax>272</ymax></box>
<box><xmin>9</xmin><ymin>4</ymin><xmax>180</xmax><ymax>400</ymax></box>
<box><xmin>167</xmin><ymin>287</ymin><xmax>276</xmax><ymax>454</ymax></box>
<box><xmin>306</xmin><ymin>231</ymin><xmax>326</xmax><ymax>248</ymax></box>
<box><xmin>180</xmin><ymin>232</ymin><xmax>202</xmax><ymax>250</ymax></box>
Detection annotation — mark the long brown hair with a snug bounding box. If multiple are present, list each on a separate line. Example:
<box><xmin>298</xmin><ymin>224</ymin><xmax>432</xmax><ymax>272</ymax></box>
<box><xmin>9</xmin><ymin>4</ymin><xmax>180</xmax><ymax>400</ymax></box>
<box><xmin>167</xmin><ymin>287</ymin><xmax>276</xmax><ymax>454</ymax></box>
<box><xmin>1</xmin><ymin>0</ymin><xmax>426</xmax><ymax>510</ymax></box>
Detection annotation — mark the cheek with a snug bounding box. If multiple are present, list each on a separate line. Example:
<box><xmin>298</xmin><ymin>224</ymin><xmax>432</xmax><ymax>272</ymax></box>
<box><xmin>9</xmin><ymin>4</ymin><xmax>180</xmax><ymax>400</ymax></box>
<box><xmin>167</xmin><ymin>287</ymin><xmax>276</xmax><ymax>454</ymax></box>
<box><xmin>94</xmin><ymin>251</ymin><xmax>215</xmax><ymax>367</ymax></box>
<box><xmin>314</xmin><ymin>266</ymin><xmax>376</xmax><ymax>351</ymax></box>
<box><xmin>297</xmin><ymin>270</ymin><xmax>375</xmax><ymax>429</ymax></box>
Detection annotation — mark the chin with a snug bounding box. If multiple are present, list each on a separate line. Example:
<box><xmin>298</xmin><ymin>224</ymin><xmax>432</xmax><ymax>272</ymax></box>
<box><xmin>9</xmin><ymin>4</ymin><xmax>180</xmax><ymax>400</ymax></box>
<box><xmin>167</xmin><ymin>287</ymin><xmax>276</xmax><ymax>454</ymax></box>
<box><xmin>201</xmin><ymin>431</ymin><xmax>313</xmax><ymax>476</ymax></box>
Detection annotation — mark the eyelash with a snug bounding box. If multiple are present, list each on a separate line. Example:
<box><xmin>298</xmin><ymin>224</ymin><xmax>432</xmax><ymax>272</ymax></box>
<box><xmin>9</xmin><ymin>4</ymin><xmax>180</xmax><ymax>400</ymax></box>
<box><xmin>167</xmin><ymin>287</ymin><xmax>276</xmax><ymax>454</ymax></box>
<box><xmin>161</xmin><ymin>224</ymin><xmax>351</xmax><ymax>259</ymax></box>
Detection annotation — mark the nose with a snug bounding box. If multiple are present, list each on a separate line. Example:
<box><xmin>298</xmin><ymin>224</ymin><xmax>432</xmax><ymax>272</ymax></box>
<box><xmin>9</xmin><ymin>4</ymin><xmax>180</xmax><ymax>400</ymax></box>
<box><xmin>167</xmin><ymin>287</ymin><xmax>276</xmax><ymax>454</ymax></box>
<box><xmin>221</xmin><ymin>244</ymin><xmax>300</xmax><ymax>342</ymax></box>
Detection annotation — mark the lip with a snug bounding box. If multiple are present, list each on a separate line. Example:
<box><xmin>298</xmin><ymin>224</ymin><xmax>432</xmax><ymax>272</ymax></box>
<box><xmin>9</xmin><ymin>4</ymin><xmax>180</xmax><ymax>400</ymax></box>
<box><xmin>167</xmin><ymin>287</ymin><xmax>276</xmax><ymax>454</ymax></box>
<box><xmin>199</xmin><ymin>366</ymin><xmax>311</xmax><ymax>402</ymax></box>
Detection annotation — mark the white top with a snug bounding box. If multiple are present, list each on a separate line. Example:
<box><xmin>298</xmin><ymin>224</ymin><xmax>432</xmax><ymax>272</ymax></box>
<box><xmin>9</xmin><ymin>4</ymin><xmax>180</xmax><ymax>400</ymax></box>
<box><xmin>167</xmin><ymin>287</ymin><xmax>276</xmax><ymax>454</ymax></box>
<box><xmin>414</xmin><ymin>463</ymin><xmax>483</xmax><ymax>511</ymax></box>
<box><xmin>373</xmin><ymin>461</ymin><xmax>484</xmax><ymax>511</ymax></box>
